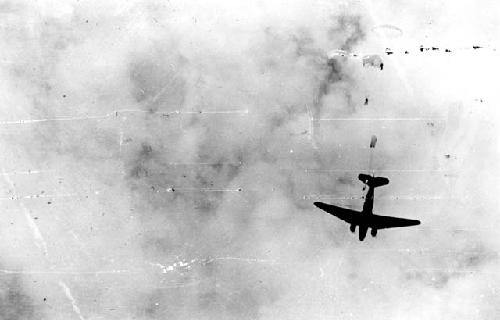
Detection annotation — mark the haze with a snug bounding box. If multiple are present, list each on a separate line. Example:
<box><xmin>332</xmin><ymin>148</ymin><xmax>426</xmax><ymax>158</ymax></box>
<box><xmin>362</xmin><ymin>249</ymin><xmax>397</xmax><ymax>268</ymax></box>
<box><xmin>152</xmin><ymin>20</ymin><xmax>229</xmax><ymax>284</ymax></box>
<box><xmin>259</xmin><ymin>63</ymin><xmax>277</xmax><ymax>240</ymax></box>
<box><xmin>0</xmin><ymin>0</ymin><xmax>499</xmax><ymax>319</ymax></box>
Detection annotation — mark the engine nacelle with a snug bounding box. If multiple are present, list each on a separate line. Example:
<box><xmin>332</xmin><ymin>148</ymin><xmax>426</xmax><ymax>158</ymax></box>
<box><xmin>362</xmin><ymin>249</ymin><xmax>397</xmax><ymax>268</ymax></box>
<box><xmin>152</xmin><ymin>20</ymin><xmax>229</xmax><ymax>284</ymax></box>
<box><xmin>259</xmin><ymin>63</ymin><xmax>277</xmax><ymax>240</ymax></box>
<box><xmin>371</xmin><ymin>228</ymin><xmax>378</xmax><ymax>237</ymax></box>
<box><xmin>350</xmin><ymin>224</ymin><xmax>356</xmax><ymax>233</ymax></box>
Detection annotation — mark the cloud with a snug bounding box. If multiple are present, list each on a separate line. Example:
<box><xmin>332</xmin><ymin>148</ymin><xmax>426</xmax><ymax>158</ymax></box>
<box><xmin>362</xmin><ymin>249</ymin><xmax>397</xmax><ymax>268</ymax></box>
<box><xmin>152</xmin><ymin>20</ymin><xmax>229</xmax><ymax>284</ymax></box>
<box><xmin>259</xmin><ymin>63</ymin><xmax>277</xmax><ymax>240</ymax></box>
<box><xmin>0</xmin><ymin>0</ymin><xmax>498</xmax><ymax>319</ymax></box>
<box><xmin>0</xmin><ymin>274</ymin><xmax>37</xmax><ymax>320</ymax></box>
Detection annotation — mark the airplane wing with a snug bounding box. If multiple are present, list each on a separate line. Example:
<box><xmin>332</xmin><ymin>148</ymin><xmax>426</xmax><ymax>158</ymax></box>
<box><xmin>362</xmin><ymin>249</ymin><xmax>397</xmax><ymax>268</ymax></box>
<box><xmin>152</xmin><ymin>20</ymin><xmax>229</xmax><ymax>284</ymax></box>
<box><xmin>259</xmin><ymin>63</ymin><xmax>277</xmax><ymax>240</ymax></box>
<box><xmin>370</xmin><ymin>214</ymin><xmax>420</xmax><ymax>229</ymax></box>
<box><xmin>313</xmin><ymin>202</ymin><xmax>360</xmax><ymax>225</ymax></box>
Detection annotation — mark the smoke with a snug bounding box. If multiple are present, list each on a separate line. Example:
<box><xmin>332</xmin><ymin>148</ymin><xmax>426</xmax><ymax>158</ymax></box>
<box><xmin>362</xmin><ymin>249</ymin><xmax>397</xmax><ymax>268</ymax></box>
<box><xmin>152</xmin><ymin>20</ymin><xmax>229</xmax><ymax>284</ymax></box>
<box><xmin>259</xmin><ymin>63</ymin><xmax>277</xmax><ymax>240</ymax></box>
<box><xmin>0</xmin><ymin>0</ymin><xmax>498</xmax><ymax>319</ymax></box>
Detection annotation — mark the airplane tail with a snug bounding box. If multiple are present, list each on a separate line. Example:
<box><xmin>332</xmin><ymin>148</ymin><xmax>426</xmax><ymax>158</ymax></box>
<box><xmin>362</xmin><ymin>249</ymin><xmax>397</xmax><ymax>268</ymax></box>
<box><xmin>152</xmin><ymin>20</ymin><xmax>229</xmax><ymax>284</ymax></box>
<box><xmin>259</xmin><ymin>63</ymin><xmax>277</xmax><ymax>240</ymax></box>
<box><xmin>358</xmin><ymin>173</ymin><xmax>389</xmax><ymax>188</ymax></box>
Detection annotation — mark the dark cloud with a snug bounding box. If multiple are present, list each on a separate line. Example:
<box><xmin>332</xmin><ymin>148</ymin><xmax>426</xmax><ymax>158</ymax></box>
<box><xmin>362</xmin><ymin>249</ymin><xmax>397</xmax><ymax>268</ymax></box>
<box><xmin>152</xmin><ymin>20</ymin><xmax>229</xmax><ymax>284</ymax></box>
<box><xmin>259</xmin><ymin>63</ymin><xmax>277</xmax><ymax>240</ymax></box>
<box><xmin>328</xmin><ymin>15</ymin><xmax>366</xmax><ymax>51</ymax></box>
<box><xmin>128</xmin><ymin>50</ymin><xmax>187</xmax><ymax>113</ymax></box>
<box><xmin>402</xmin><ymin>231</ymin><xmax>498</xmax><ymax>289</ymax></box>
<box><xmin>0</xmin><ymin>275</ymin><xmax>38</xmax><ymax>320</ymax></box>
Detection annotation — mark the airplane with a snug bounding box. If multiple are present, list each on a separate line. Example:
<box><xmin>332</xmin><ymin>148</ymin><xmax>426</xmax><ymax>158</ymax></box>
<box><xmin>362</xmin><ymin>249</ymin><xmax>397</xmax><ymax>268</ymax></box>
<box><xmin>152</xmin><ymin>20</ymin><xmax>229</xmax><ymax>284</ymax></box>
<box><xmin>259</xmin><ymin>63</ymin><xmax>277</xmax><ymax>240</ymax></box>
<box><xmin>314</xmin><ymin>173</ymin><xmax>420</xmax><ymax>241</ymax></box>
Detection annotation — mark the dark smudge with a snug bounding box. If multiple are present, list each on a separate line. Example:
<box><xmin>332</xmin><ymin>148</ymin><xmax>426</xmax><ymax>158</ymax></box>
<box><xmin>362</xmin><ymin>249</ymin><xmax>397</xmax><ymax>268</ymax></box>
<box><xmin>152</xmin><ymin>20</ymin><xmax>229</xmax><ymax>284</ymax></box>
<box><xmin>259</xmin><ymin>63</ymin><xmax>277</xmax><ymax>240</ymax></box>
<box><xmin>403</xmin><ymin>233</ymin><xmax>497</xmax><ymax>289</ymax></box>
<box><xmin>328</xmin><ymin>15</ymin><xmax>366</xmax><ymax>51</ymax></box>
<box><xmin>128</xmin><ymin>49</ymin><xmax>187</xmax><ymax>113</ymax></box>
<box><xmin>0</xmin><ymin>275</ymin><xmax>38</xmax><ymax>320</ymax></box>
<box><xmin>337</xmin><ymin>175</ymin><xmax>355</xmax><ymax>185</ymax></box>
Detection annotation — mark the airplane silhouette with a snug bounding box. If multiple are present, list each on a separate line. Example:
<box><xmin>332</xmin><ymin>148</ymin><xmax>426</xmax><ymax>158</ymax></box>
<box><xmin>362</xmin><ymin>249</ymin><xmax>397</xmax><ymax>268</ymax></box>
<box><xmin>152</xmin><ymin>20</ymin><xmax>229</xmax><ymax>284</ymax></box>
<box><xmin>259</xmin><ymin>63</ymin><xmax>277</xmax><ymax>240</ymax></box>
<box><xmin>314</xmin><ymin>173</ymin><xmax>420</xmax><ymax>241</ymax></box>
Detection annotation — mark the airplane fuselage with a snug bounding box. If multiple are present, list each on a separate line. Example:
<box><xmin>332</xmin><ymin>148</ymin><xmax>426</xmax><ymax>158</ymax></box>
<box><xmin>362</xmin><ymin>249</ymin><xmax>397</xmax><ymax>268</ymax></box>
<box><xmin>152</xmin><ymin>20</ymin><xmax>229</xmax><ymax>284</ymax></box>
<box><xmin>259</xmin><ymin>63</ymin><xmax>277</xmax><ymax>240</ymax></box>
<box><xmin>356</xmin><ymin>185</ymin><xmax>374</xmax><ymax>241</ymax></box>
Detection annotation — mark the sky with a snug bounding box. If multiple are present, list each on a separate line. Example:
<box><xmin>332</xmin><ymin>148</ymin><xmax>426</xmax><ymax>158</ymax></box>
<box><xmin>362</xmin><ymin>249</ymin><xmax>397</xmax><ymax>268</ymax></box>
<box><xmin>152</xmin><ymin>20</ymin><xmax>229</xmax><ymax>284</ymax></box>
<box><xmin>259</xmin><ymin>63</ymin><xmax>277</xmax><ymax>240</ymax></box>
<box><xmin>0</xmin><ymin>0</ymin><xmax>499</xmax><ymax>319</ymax></box>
